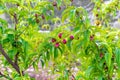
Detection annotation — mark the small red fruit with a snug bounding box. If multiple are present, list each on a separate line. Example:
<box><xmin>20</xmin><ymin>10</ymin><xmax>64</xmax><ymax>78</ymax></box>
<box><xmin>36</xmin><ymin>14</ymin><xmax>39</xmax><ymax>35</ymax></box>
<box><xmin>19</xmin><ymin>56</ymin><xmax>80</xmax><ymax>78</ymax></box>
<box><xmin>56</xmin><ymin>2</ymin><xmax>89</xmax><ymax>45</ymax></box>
<box><xmin>70</xmin><ymin>35</ymin><xmax>74</xmax><ymax>40</ymax></box>
<box><xmin>51</xmin><ymin>38</ymin><xmax>56</xmax><ymax>43</ymax></box>
<box><xmin>62</xmin><ymin>39</ymin><xmax>67</xmax><ymax>44</ymax></box>
<box><xmin>96</xmin><ymin>14</ymin><xmax>99</xmax><ymax>17</ymax></box>
<box><xmin>58</xmin><ymin>33</ymin><xmax>62</xmax><ymax>38</ymax></box>
<box><xmin>35</xmin><ymin>14</ymin><xmax>38</xmax><ymax>18</ymax></box>
<box><xmin>55</xmin><ymin>42</ymin><xmax>59</xmax><ymax>48</ymax></box>
<box><xmin>52</xmin><ymin>1</ymin><xmax>57</xmax><ymax>6</ymax></box>
<box><xmin>90</xmin><ymin>35</ymin><xmax>94</xmax><ymax>41</ymax></box>
<box><xmin>36</xmin><ymin>19</ymin><xmax>39</xmax><ymax>23</ymax></box>
<box><xmin>41</xmin><ymin>15</ymin><xmax>45</xmax><ymax>19</ymax></box>
<box><xmin>100</xmin><ymin>53</ymin><xmax>104</xmax><ymax>58</ymax></box>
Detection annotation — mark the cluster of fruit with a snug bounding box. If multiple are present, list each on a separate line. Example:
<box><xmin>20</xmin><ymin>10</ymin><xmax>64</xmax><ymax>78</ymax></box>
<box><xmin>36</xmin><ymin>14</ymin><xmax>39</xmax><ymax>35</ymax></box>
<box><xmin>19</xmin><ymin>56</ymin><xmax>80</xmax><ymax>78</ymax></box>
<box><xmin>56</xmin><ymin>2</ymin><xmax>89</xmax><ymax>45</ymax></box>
<box><xmin>35</xmin><ymin>13</ymin><xmax>45</xmax><ymax>23</ymax></box>
<box><xmin>52</xmin><ymin>0</ymin><xmax>74</xmax><ymax>10</ymax></box>
<box><xmin>51</xmin><ymin>33</ymin><xmax>74</xmax><ymax>48</ymax></box>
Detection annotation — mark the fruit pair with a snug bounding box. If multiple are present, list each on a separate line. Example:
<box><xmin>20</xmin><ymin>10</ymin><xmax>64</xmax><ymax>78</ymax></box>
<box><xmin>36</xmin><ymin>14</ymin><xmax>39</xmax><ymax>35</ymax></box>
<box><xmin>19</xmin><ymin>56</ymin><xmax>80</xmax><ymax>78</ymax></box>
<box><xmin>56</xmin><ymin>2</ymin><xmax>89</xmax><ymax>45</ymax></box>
<box><xmin>58</xmin><ymin>33</ymin><xmax>74</xmax><ymax>40</ymax></box>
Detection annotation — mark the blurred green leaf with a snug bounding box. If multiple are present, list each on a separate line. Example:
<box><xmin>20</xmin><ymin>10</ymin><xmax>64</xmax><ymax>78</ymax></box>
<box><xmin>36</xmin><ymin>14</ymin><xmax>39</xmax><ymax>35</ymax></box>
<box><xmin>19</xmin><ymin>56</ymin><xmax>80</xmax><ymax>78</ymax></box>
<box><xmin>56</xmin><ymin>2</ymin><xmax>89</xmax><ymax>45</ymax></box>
<box><xmin>54</xmin><ymin>47</ymin><xmax>58</xmax><ymax>59</ymax></box>
<box><xmin>115</xmin><ymin>48</ymin><xmax>120</xmax><ymax>68</ymax></box>
<box><xmin>105</xmin><ymin>52</ymin><xmax>112</xmax><ymax>70</ymax></box>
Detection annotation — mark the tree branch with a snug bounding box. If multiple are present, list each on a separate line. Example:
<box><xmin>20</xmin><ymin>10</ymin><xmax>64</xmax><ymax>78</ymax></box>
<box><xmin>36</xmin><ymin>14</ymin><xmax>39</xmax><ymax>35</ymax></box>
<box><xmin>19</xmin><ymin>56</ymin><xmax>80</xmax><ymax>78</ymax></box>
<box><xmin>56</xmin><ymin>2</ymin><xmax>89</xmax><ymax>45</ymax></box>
<box><xmin>14</xmin><ymin>52</ymin><xmax>19</xmax><ymax>65</ymax></box>
<box><xmin>14</xmin><ymin>52</ymin><xmax>19</xmax><ymax>68</ymax></box>
<box><xmin>13</xmin><ymin>13</ymin><xmax>20</xmax><ymax>72</ymax></box>
<box><xmin>0</xmin><ymin>72</ymin><xmax>12</xmax><ymax>80</ymax></box>
<box><xmin>0</xmin><ymin>44</ymin><xmax>21</xmax><ymax>75</ymax></box>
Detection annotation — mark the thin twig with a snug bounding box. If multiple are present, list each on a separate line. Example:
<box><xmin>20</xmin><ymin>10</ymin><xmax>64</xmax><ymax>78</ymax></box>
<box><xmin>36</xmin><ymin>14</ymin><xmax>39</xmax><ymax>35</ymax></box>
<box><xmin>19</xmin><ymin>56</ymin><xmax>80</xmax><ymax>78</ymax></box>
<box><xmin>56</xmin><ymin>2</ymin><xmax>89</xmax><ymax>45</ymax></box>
<box><xmin>0</xmin><ymin>71</ymin><xmax>12</xmax><ymax>80</ymax></box>
<box><xmin>13</xmin><ymin>13</ymin><xmax>21</xmax><ymax>74</ymax></box>
<box><xmin>14</xmin><ymin>52</ymin><xmax>19</xmax><ymax>68</ymax></box>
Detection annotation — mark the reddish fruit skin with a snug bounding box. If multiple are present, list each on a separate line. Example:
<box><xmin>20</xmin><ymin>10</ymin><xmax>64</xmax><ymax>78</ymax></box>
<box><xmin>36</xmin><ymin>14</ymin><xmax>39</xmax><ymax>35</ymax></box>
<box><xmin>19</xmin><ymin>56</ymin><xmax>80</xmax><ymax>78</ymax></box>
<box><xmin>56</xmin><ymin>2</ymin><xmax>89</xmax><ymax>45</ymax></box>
<box><xmin>96</xmin><ymin>14</ymin><xmax>99</xmax><ymax>17</ymax></box>
<box><xmin>52</xmin><ymin>1</ymin><xmax>57</xmax><ymax>6</ymax></box>
<box><xmin>62</xmin><ymin>39</ymin><xmax>67</xmax><ymax>44</ymax></box>
<box><xmin>55</xmin><ymin>42</ymin><xmax>59</xmax><ymax>48</ymax></box>
<box><xmin>35</xmin><ymin>14</ymin><xmax>38</xmax><ymax>18</ymax></box>
<box><xmin>41</xmin><ymin>15</ymin><xmax>45</xmax><ymax>19</ymax></box>
<box><xmin>70</xmin><ymin>35</ymin><xmax>74</xmax><ymax>40</ymax></box>
<box><xmin>51</xmin><ymin>38</ymin><xmax>56</xmax><ymax>43</ymax></box>
<box><xmin>90</xmin><ymin>35</ymin><xmax>94</xmax><ymax>41</ymax></box>
<box><xmin>36</xmin><ymin>19</ymin><xmax>39</xmax><ymax>23</ymax></box>
<box><xmin>58</xmin><ymin>33</ymin><xmax>62</xmax><ymax>38</ymax></box>
<box><xmin>100</xmin><ymin>53</ymin><xmax>104</xmax><ymax>58</ymax></box>
<box><xmin>70</xmin><ymin>0</ymin><xmax>73</xmax><ymax>2</ymax></box>
<box><xmin>90</xmin><ymin>36</ymin><xmax>93</xmax><ymax>41</ymax></box>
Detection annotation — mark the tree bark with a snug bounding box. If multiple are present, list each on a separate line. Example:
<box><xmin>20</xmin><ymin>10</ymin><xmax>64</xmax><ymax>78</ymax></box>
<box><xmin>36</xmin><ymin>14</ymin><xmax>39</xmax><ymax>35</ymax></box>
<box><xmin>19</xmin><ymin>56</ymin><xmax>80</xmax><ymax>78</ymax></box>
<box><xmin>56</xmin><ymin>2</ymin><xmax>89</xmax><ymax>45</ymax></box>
<box><xmin>0</xmin><ymin>44</ymin><xmax>21</xmax><ymax>74</ymax></box>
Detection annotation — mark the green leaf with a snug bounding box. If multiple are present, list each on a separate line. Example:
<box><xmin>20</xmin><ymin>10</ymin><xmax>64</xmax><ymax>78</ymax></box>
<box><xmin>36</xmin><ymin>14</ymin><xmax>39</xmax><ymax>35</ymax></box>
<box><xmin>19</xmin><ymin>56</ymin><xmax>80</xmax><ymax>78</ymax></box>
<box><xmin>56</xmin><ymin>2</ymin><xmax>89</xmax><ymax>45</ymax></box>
<box><xmin>73</xmin><ymin>26</ymin><xmax>80</xmax><ymax>32</ymax></box>
<box><xmin>41</xmin><ymin>59</ymin><xmax>45</xmax><ymax>68</ymax></box>
<box><xmin>8</xmin><ymin>49</ymin><xmax>17</xmax><ymax>59</ymax></box>
<box><xmin>64</xmin><ymin>70</ymin><xmax>69</xmax><ymax>80</ymax></box>
<box><xmin>98</xmin><ymin>75</ymin><xmax>103</xmax><ymax>80</ymax></box>
<box><xmin>58</xmin><ymin>47</ymin><xmax>63</xmax><ymax>55</ymax></box>
<box><xmin>22</xmin><ymin>40</ymin><xmax>29</xmax><ymax>55</ymax></box>
<box><xmin>0</xmin><ymin>4</ymin><xmax>4</xmax><ymax>14</ymax></box>
<box><xmin>0</xmin><ymin>18</ymin><xmax>8</xmax><ymax>27</ymax></box>
<box><xmin>50</xmin><ymin>45</ymin><xmax>54</xmax><ymax>55</ymax></box>
<box><xmin>115</xmin><ymin>48</ymin><xmax>120</xmax><ymax>68</ymax></box>
<box><xmin>33</xmin><ymin>61</ymin><xmax>38</xmax><ymax>71</ymax></box>
<box><xmin>46</xmin><ymin>50</ymin><xmax>50</xmax><ymax>61</ymax></box>
<box><xmin>14</xmin><ymin>77</ymin><xmax>22</xmax><ymax>80</ymax></box>
<box><xmin>4</xmin><ymin>28</ymin><xmax>14</xmax><ymax>34</ymax></box>
<box><xmin>62</xmin><ymin>6</ymin><xmax>75</xmax><ymax>22</ymax></box>
<box><xmin>83</xmin><ymin>29</ymin><xmax>90</xmax><ymax>45</ymax></box>
<box><xmin>105</xmin><ymin>52</ymin><xmax>112</xmax><ymax>69</ymax></box>
<box><xmin>7</xmin><ymin>34</ymin><xmax>14</xmax><ymax>42</ymax></box>
<box><xmin>67</xmin><ymin>39</ymin><xmax>72</xmax><ymax>51</ymax></box>
<box><xmin>27</xmin><ymin>17</ymin><xmax>36</xmax><ymax>26</ymax></box>
<box><xmin>0</xmin><ymin>26</ymin><xmax>2</xmax><ymax>30</ymax></box>
<box><xmin>57</xmin><ymin>0</ymin><xmax>62</xmax><ymax>7</ymax></box>
<box><xmin>2</xmin><ymin>38</ymin><xmax>10</xmax><ymax>44</ymax></box>
<box><xmin>70</xmin><ymin>9</ymin><xmax>76</xmax><ymax>22</ymax></box>
<box><xmin>54</xmin><ymin>47</ymin><xmax>58</xmax><ymax>59</ymax></box>
<box><xmin>85</xmin><ymin>66</ymin><xmax>94</xmax><ymax>78</ymax></box>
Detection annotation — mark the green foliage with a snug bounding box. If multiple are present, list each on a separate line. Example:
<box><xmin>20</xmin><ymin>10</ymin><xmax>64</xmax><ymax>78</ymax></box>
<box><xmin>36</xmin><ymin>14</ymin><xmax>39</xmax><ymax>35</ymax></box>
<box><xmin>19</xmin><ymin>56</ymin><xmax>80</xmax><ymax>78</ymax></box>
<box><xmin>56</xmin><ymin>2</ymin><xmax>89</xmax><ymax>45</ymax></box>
<box><xmin>0</xmin><ymin>0</ymin><xmax>120</xmax><ymax>80</ymax></box>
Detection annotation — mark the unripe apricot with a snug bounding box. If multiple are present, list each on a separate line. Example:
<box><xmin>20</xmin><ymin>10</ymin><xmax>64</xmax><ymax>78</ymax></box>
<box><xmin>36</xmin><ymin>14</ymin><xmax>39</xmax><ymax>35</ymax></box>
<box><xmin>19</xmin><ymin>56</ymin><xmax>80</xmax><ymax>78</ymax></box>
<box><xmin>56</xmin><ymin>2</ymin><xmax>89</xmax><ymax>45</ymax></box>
<box><xmin>41</xmin><ymin>15</ymin><xmax>45</xmax><ymax>19</ymax></box>
<box><xmin>36</xmin><ymin>19</ymin><xmax>39</xmax><ymax>23</ymax></box>
<box><xmin>51</xmin><ymin>38</ymin><xmax>56</xmax><ymax>43</ymax></box>
<box><xmin>62</xmin><ymin>39</ymin><xmax>67</xmax><ymax>44</ymax></box>
<box><xmin>55</xmin><ymin>42</ymin><xmax>59</xmax><ymax>48</ymax></box>
<box><xmin>35</xmin><ymin>14</ymin><xmax>38</xmax><ymax>18</ymax></box>
<box><xmin>95</xmin><ymin>20</ymin><xmax>101</xmax><ymax>26</ymax></box>
<box><xmin>58</xmin><ymin>33</ymin><xmax>62</xmax><ymax>38</ymax></box>
<box><xmin>96</xmin><ymin>14</ymin><xmax>99</xmax><ymax>17</ymax></box>
<box><xmin>70</xmin><ymin>35</ymin><xmax>74</xmax><ymax>40</ymax></box>
<box><xmin>90</xmin><ymin>35</ymin><xmax>94</xmax><ymax>41</ymax></box>
<box><xmin>100</xmin><ymin>53</ymin><xmax>104</xmax><ymax>58</ymax></box>
<box><xmin>52</xmin><ymin>1</ymin><xmax>57</xmax><ymax>6</ymax></box>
